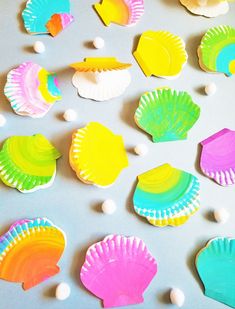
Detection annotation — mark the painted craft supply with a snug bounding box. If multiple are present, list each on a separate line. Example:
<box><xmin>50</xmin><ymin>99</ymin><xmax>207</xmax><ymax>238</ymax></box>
<box><xmin>0</xmin><ymin>134</ymin><xmax>61</xmax><ymax>193</ymax></box>
<box><xmin>93</xmin><ymin>37</ymin><xmax>105</xmax><ymax>49</ymax></box>
<box><xmin>69</xmin><ymin>122</ymin><xmax>128</xmax><ymax>187</ymax></box>
<box><xmin>170</xmin><ymin>288</ymin><xmax>185</xmax><ymax>307</ymax></box>
<box><xmin>33</xmin><ymin>41</ymin><xmax>46</xmax><ymax>53</ymax></box>
<box><xmin>134</xmin><ymin>88</ymin><xmax>200</xmax><ymax>142</ymax></box>
<box><xmin>46</xmin><ymin>13</ymin><xmax>74</xmax><ymax>36</ymax></box>
<box><xmin>133</xmin><ymin>30</ymin><xmax>187</xmax><ymax>78</ymax></box>
<box><xmin>94</xmin><ymin>0</ymin><xmax>144</xmax><ymax>27</ymax></box>
<box><xmin>55</xmin><ymin>282</ymin><xmax>71</xmax><ymax>300</ymax></box>
<box><xmin>198</xmin><ymin>25</ymin><xmax>235</xmax><ymax>76</ymax></box>
<box><xmin>0</xmin><ymin>218</ymin><xmax>66</xmax><ymax>290</ymax></box>
<box><xmin>4</xmin><ymin>62</ymin><xmax>61</xmax><ymax>118</ymax></box>
<box><xmin>101</xmin><ymin>199</ymin><xmax>117</xmax><ymax>214</ymax></box>
<box><xmin>80</xmin><ymin>235</ymin><xmax>157</xmax><ymax>308</ymax></box>
<box><xmin>133</xmin><ymin>163</ymin><xmax>200</xmax><ymax>227</ymax></box>
<box><xmin>214</xmin><ymin>208</ymin><xmax>230</xmax><ymax>223</ymax></box>
<box><xmin>70</xmin><ymin>57</ymin><xmax>132</xmax><ymax>101</ymax></box>
<box><xmin>63</xmin><ymin>109</ymin><xmax>77</xmax><ymax>122</ymax></box>
<box><xmin>179</xmin><ymin>0</ymin><xmax>229</xmax><ymax>17</ymax></box>
<box><xmin>200</xmin><ymin>128</ymin><xmax>235</xmax><ymax>186</ymax></box>
<box><xmin>0</xmin><ymin>114</ymin><xmax>6</xmax><ymax>127</ymax></box>
<box><xmin>196</xmin><ymin>237</ymin><xmax>235</xmax><ymax>308</ymax></box>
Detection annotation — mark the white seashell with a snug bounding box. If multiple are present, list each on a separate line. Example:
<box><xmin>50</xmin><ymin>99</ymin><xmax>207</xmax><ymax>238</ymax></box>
<box><xmin>214</xmin><ymin>208</ymin><xmax>230</xmax><ymax>224</ymax></box>
<box><xmin>0</xmin><ymin>114</ymin><xmax>6</xmax><ymax>127</ymax></box>
<box><xmin>63</xmin><ymin>109</ymin><xmax>77</xmax><ymax>122</ymax></box>
<box><xmin>205</xmin><ymin>82</ymin><xmax>217</xmax><ymax>96</ymax></box>
<box><xmin>134</xmin><ymin>144</ymin><xmax>148</xmax><ymax>156</ymax></box>
<box><xmin>93</xmin><ymin>37</ymin><xmax>105</xmax><ymax>49</ymax></box>
<box><xmin>33</xmin><ymin>41</ymin><xmax>45</xmax><ymax>54</ymax></box>
<box><xmin>101</xmin><ymin>199</ymin><xmax>117</xmax><ymax>214</ymax></box>
<box><xmin>170</xmin><ymin>288</ymin><xmax>185</xmax><ymax>307</ymax></box>
<box><xmin>55</xmin><ymin>282</ymin><xmax>71</xmax><ymax>300</ymax></box>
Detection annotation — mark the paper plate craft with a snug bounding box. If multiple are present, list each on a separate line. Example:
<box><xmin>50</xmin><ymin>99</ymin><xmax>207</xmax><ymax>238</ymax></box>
<box><xmin>179</xmin><ymin>0</ymin><xmax>229</xmax><ymax>17</ymax></box>
<box><xmin>0</xmin><ymin>134</ymin><xmax>61</xmax><ymax>193</ymax></box>
<box><xmin>133</xmin><ymin>30</ymin><xmax>188</xmax><ymax>78</ymax></box>
<box><xmin>133</xmin><ymin>163</ymin><xmax>200</xmax><ymax>227</ymax></box>
<box><xmin>198</xmin><ymin>25</ymin><xmax>235</xmax><ymax>76</ymax></box>
<box><xmin>200</xmin><ymin>128</ymin><xmax>235</xmax><ymax>186</ymax></box>
<box><xmin>80</xmin><ymin>234</ymin><xmax>157</xmax><ymax>308</ymax></box>
<box><xmin>134</xmin><ymin>88</ymin><xmax>200</xmax><ymax>142</ymax></box>
<box><xmin>0</xmin><ymin>218</ymin><xmax>66</xmax><ymax>290</ymax></box>
<box><xmin>70</xmin><ymin>58</ymin><xmax>132</xmax><ymax>101</ymax></box>
<box><xmin>69</xmin><ymin>122</ymin><xmax>128</xmax><ymax>187</ymax></box>
<box><xmin>93</xmin><ymin>0</ymin><xmax>144</xmax><ymax>27</ymax></box>
<box><xmin>196</xmin><ymin>237</ymin><xmax>235</xmax><ymax>308</ymax></box>
<box><xmin>22</xmin><ymin>0</ymin><xmax>74</xmax><ymax>36</ymax></box>
<box><xmin>4</xmin><ymin>62</ymin><xmax>62</xmax><ymax>118</ymax></box>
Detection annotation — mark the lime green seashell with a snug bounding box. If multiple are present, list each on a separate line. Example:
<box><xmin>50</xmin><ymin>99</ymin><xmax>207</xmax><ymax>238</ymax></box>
<box><xmin>0</xmin><ymin>134</ymin><xmax>61</xmax><ymax>193</ymax></box>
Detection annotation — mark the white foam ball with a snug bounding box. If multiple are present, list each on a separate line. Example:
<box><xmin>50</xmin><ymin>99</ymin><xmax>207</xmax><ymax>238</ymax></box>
<box><xmin>102</xmin><ymin>199</ymin><xmax>117</xmax><ymax>214</ymax></box>
<box><xmin>170</xmin><ymin>288</ymin><xmax>185</xmax><ymax>307</ymax></box>
<box><xmin>0</xmin><ymin>114</ymin><xmax>6</xmax><ymax>127</ymax></box>
<box><xmin>55</xmin><ymin>282</ymin><xmax>71</xmax><ymax>301</ymax></box>
<box><xmin>134</xmin><ymin>144</ymin><xmax>148</xmax><ymax>156</ymax></box>
<box><xmin>63</xmin><ymin>109</ymin><xmax>77</xmax><ymax>122</ymax></box>
<box><xmin>205</xmin><ymin>82</ymin><xmax>217</xmax><ymax>96</ymax></box>
<box><xmin>214</xmin><ymin>208</ymin><xmax>230</xmax><ymax>224</ymax></box>
<box><xmin>33</xmin><ymin>41</ymin><xmax>45</xmax><ymax>54</ymax></box>
<box><xmin>93</xmin><ymin>37</ymin><xmax>105</xmax><ymax>49</ymax></box>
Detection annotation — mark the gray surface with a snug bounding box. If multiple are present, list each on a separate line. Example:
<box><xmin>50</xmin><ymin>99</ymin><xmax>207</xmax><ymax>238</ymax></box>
<box><xmin>0</xmin><ymin>1</ymin><xmax>235</xmax><ymax>308</ymax></box>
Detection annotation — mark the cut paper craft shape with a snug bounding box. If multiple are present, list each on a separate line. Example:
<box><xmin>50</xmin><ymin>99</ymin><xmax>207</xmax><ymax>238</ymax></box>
<box><xmin>133</xmin><ymin>30</ymin><xmax>188</xmax><ymax>78</ymax></box>
<box><xmin>94</xmin><ymin>0</ymin><xmax>144</xmax><ymax>27</ymax></box>
<box><xmin>0</xmin><ymin>134</ymin><xmax>61</xmax><ymax>193</ymax></box>
<box><xmin>22</xmin><ymin>0</ymin><xmax>73</xmax><ymax>35</ymax></box>
<box><xmin>133</xmin><ymin>163</ymin><xmax>200</xmax><ymax>227</ymax></box>
<box><xmin>200</xmin><ymin>128</ymin><xmax>235</xmax><ymax>186</ymax></box>
<box><xmin>0</xmin><ymin>218</ymin><xmax>66</xmax><ymax>290</ymax></box>
<box><xmin>70</xmin><ymin>58</ymin><xmax>132</xmax><ymax>101</ymax></box>
<box><xmin>198</xmin><ymin>25</ymin><xmax>235</xmax><ymax>76</ymax></box>
<box><xmin>179</xmin><ymin>0</ymin><xmax>229</xmax><ymax>17</ymax></box>
<box><xmin>80</xmin><ymin>235</ymin><xmax>157</xmax><ymax>308</ymax></box>
<box><xmin>4</xmin><ymin>62</ymin><xmax>61</xmax><ymax>118</ymax></box>
<box><xmin>196</xmin><ymin>237</ymin><xmax>235</xmax><ymax>308</ymax></box>
<box><xmin>69</xmin><ymin>122</ymin><xmax>128</xmax><ymax>187</ymax></box>
<box><xmin>134</xmin><ymin>88</ymin><xmax>200</xmax><ymax>142</ymax></box>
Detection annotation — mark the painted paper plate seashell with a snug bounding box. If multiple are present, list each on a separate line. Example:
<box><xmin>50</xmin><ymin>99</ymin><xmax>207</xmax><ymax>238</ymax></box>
<box><xmin>4</xmin><ymin>62</ymin><xmax>62</xmax><ymax>118</ymax></box>
<box><xmin>198</xmin><ymin>25</ymin><xmax>235</xmax><ymax>76</ymax></box>
<box><xmin>133</xmin><ymin>163</ymin><xmax>200</xmax><ymax>227</ymax></box>
<box><xmin>71</xmin><ymin>58</ymin><xmax>131</xmax><ymax>101</ymax></box>
<box><xmin>0</xmin><ymin>134</ymin><xmax>61</xmax><ymax>193</ymax></box>
<box><xmin>69</xmin><ymin>122</ymin><xmax>128</xmax><ymax>187</ymax></box>
<box><xmin>134</xmin><ymin>88</ymin><xmax>200</xmax><ymax>142</ymax></box>
<box><xmin>200</xmin><ymin>128</ymin><xmax>235</xmax><ymax>186</ymax></box>
<box><xmin>22</xmin><ymin>0</ymin><xmax>72</xmax><ymax>35</ymax></box>
<box><xmin>179</xmin><ymin>0</ymin><xmax>229</xmax><ymax>17</ymax></box>
<box><xmin>196</xmin><ymin>237</ymin><xmax>235</xmax><ymax>308</ymax></box>
<box><xmin>133</xmin><ymin>30</ymin><xmax>188</xmax><ymax>78</ymax></box>
<box><xmin>46</xmin><ymin>13</ymin><xmax>74</xmax><ymax>36</ymax></box>
<box><xmin>0</xmin><ymin>218</ymin><xmax>66</xmax><ymax>290</ymax></box>
<box><xmin>80</xmin><ymin>235</ymin><xmax>157</xmax><ymax>308</ymax></box>
<box><xmin>94</xmin><ymin>0</ymin><xmax>144</xmax><ymax>26</ymax></box>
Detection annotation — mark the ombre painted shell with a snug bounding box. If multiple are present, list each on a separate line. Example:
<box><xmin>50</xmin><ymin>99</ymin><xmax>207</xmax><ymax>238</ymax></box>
<box><xmin>46</xmin><ymin>13</ymin><xmax>74</xmax><ymax>36</ymax></box>
<box><xmin>179</xmin><ymin>0</ymin><xmax>229</xmax><ymax>17</ymax></box>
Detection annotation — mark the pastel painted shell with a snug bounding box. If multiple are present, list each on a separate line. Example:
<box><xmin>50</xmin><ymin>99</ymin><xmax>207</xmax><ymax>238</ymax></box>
<box><xmin>0</xmin><ymin>218</ymin><xmax>66</xmax><ymax>290</ymax></box>
<box><xmin>200</xmin><ymin>128</ymin><xmax>235</xmax><ymax>186</ymax></box>
<box><xmin>94</xmin><ymin>0</ymin><xmax>144</xmax><ymax>26</ymax></box>
<box><xmin>133</xmin><ymin>30</ymin><xmax>188</xmax><ymax>78</ymax></box>
<box><xmin>133</xmin><ymin>163</ymin><xmax>200</xmax><ymax>227</ymax></box>
<box><xmin>80</xmin><ymin>235</ymin><xmax>157</xmax><ymax>308</ymax></box>
<box><xmin>4</xmin><ymin>62</ymin><xmax>62</xmax><ymax>118</ymax></box>
<box><xmin>196</xmin><ymin>237</ymin><xmax>235</xmax><ymax>308</ymax></box>
<box><xmin>46</xmin><ymin>13</ymin><xmax>74</xmax><ymax>36</ymax></box>
<box><xmin>179</xmin><ymin>0</ymin><xmax>229</xmax><ymax>17</ymax></box>
<box><xmin>134</xmin><ymin>88</ymin><xmax>200</xmax><ymax>142</ymax></box>
<box><xmin>0</xmin><ymin>134</ymin><xmax>61</xmax><ymax>193</ymax></box>
<box><xmin>198</xmin><ymin>25</ymin><xmax>235</xmax><ymax>76</ymax></box>
<box><xmin>69</xmin><ymin>122</ymin><xmax>128</xmax><ymax>187</ymax></box>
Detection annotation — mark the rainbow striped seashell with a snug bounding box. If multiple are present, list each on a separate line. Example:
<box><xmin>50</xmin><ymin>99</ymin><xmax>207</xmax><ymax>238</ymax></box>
<box><xmin>46</xmin><ymin>13</ymin><xmax>74</xmax><ymax>36</ymax></box>
<box><xmin>69</xmin><ymin>122</ymin><xmax>128</xmax><ymax>187</ymax></box>
<box><xmin>196</xmin><ymin>237</ymin><xmax>235</xmax><ymax>308</ymax></box>
<box><xmin>4</xmin><ymin>62</ymin><xmax>62</xmax><ymax>118</ymax></box>
<box><xmin>0</xmin><ymin>218</ymin><xmax>66</xmax><ymax>290</ymax></box>
<box><xmin>179</xmin><ymin>0</ymin><xmax>229</xmax><ymax>17</ymax></box>
<box><xmin>200</xmin><ymin>128</ymin><xmax>235</xmax><ymax>186</ymax></box>
<box><xmin>133</xmin><ymin>164</ymin><xmax>200</xmax><ymax>227</ymax></box>
<box><xmin>80</xmin><ymin>235</ymin><xmax>157</xmax><ymax>308</ymax></box>
<box><xmin>94</xmin><ymin>0</ymin><xmax>144</xmax><ymax>27</ymax></box>
<box><xmin>198</xmin><ymin>25</ymin><xmax>235</xmax><ymax>76</ymax></box>
<box><xmin>0</xmin><ymin>134</ymin><xmax>61</xmax><ymax>193</ymax></box>
<box><xmin>134</xmin><ymin>88</ymin><xmax>200</xmax><ymax>142</ymax></box>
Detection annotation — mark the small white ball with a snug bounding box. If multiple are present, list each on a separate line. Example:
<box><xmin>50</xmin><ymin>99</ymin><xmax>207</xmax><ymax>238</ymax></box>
<box><xmin>93</xmin><ymin>37</ymin><xmax>105</xmax><ymax>49</ymax></box>
<box><xmin>170</xmin><ymin>288</ymin><xmax>185</xmax><ymax>307</ymax></box>
<box><xmin>101</xmin><ymin>199</ymin><xmax>117</xmax><ymax>214</ymax></box>
<box><xmin>63</xmin><ymin>109</ymin><xmax>77</xmax><ymax>122</ymax></box>
<box><xmin>55</xmin><ymin>282</ymin><xmax>71</xmax><ymax>301</ymax></box>
<box><xmin>134</xmin><ymin>144</ymin><xmax>148</xmax><ymax>156</ymax></box>
<box><xmin>205</xmin><ymin>82</ymin><xmax>217</xmax><ymax>96</ymax></box>
<box><xmin>33</xmin><ymin>41</ymin><xmax>45</xmax><ymax>54</ymax></box>
<box><xmin>0</xmin><ymin>114</ymin><xmax>6</xmax><ymax>127</ymax></box>
<box><xmin>214</xmin><ymin>208</ymin><xmax>230</xmax><ymax>224</ymax></box>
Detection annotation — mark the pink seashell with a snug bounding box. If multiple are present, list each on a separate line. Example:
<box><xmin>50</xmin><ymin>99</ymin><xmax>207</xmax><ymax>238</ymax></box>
<box><xmin>200</xmin><ymin>128</ymin><xmax>235</xmax><ymax>186</ymax></box>
<box><xmin>80</xmin><ymin>235</ymin><xmax>157</xmax><ymax>308</ymax></box>
<box><xmin>125</xmin><ymin>0</ymin><xmax>144</xmax><ymax>26</ymax></box>
<box><xmin>46</xmin><ymin>13</ymin><xmax>74</xmax><ymax>36</ymax></box>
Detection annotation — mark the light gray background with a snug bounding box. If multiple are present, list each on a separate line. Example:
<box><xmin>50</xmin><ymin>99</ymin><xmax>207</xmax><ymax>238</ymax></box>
<box><xmin>0</xmin><ymin>1</ymin><xmax>235</xmax><ymax>308</ymax></box>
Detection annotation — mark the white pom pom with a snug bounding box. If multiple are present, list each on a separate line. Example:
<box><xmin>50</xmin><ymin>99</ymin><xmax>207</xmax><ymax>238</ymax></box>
<box><xmin>134</xmin><ymin>144</ymin><xmax>148</xmax><ymax>156</ymax></box>
<box><xmin>214</xmin><ymin>208</ymin><xmax>230</xmax><ymax>224</ymax></box>
<box><xmin>63</xmin><ymin>109</ymin><xmax>77</xmax><ymax>122</ymax></box>
<box><xmin>33</xmin><ymin>41</ymin><xmax>45</xmax><ymax>54</ymax></box>
<box><xmin>170</xmin><ymin>288</ymin><xmax>185</xmax><ymax>307</ymax></box>
<box><xmin>0</xmin><ymin>114</ymin><xmax>6</xmax><ymax>127</ymax></box>
<box><xmin>205</xmin><ymin>82</ymin><xmax>217</xmax><ymax>96</ymax></box>
<box><xmin>101</xmin><ymin>199</ymin><xmax>117</xmax><ymax>214</ymax></box>
<box><xmin>93</xmin><ymin>37</ymin><xmax>105</xmax><ymax>49</ymax></box>
<box><xmin>55</xmin><ymin>282</ymin><xmax>71</xmax><ymax>301</ymax></box>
